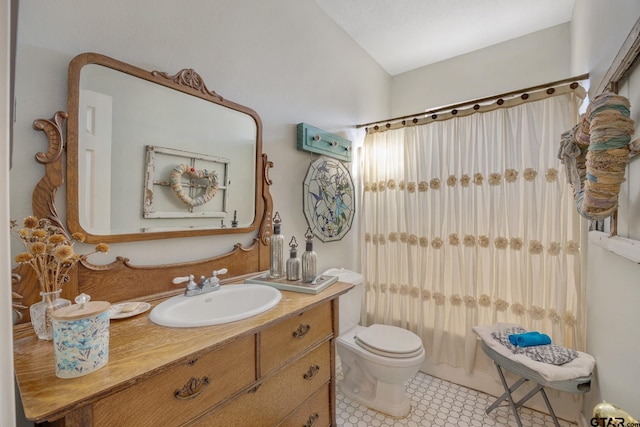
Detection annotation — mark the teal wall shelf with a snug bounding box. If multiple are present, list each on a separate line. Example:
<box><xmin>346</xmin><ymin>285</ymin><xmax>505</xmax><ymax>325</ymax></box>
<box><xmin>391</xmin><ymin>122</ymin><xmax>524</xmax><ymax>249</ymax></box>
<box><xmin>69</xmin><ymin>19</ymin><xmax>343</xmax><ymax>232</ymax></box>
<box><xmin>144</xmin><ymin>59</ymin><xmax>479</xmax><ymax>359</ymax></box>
<box><xmin>296</xmin><ymin>123</ymin><xmax>352</xmax><ymax>162</ymax></box>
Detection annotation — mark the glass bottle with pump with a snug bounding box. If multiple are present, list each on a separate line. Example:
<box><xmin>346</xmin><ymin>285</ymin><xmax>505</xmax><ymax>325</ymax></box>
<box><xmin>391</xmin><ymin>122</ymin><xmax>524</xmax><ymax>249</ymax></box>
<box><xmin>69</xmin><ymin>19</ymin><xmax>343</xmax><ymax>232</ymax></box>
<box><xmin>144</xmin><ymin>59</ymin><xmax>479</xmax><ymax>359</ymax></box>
<box><xmin>302</xmin><ymin>227</ymin><xmax>317</xmax><ymax>283</ymax></box>
<box><xmin>286</xmin><ymin>236</ymin><xmax>301</xmax><ymax>281</ymax></box>
<box><xmin>269</xmin><ymin>212</ymin><xmax>285</xmax><ymax>279</ymax></box>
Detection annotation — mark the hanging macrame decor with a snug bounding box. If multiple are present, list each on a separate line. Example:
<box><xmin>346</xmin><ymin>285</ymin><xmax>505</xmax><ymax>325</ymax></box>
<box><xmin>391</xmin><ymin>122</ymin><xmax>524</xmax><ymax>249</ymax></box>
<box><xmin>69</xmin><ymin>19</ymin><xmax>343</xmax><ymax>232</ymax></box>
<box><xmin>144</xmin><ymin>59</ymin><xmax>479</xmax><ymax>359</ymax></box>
<box><xmin>559</xmin><ymin>92</ymin><xmax>635</xmax><ymax>220</ymax></box>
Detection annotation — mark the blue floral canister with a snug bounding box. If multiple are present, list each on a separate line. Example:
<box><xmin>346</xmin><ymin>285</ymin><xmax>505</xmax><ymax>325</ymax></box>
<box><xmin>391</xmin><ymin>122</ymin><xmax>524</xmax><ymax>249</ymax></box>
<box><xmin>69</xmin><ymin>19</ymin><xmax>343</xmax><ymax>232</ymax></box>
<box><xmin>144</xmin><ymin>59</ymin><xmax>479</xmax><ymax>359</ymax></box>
<box><xmin>52</xmin><ymin>293</ymin><xmax>111</xmax><ymax>379</ymax></box>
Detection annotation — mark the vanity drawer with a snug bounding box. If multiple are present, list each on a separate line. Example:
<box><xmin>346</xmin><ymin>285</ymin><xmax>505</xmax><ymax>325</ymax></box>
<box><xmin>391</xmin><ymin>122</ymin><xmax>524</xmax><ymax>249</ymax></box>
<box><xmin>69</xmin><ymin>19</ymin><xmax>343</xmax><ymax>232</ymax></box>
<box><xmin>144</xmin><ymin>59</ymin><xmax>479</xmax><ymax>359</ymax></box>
<box><xmin>194</xmin><ymin>340</ymin><xmax>331</xmax><ymax>427</ymax></box>
<box><xmin>92</xmin><ymin>334</ymin><xmax>255</xmax><ymax>426</ymax></box>
<box><xmin>261</xmin><ymin>302</ymin><xmax>333</xmax><ymax>374</ymax></box>
<box><xmin>277</xmin><ymin>382</ymin><xmax>331</xmax><ymax>427</ymax></box>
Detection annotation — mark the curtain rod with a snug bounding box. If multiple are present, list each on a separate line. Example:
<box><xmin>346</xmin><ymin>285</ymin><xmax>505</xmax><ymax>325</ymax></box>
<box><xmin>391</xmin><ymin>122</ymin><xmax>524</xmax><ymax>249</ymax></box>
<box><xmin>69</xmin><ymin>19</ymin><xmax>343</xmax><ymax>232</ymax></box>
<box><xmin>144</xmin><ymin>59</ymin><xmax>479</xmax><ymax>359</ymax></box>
<box><xmin>356</xmin><ymin>73</ymin><xmax>589</xmax><ymax>129</ymax></box>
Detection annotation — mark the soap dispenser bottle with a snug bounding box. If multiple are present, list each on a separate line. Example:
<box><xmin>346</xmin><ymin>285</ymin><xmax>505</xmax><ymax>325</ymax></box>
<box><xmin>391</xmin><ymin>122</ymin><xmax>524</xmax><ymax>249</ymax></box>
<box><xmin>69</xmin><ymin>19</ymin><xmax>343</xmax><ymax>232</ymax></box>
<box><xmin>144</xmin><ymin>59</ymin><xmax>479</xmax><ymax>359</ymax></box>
<box><xmin>269</xmin><ymin>212</ymin><xmax>285</xmax><ymax>279</ymax></box>
<box><xmin>302</xmin><ymin>227</ymin><xmax>317</xmax><ymax>283</ymax></box>
<box><xmin>286</xmin><ymin>236</ymin><xmax>301</xmax><ymax>281</ymax></box>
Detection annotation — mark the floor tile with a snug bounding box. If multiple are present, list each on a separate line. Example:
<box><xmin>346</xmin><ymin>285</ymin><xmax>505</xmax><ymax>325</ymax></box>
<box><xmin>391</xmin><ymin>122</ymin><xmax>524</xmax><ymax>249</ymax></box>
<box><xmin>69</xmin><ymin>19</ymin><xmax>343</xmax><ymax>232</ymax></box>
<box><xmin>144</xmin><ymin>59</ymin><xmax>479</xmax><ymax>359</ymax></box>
<box><xmin>335</xmin><ymin>367</ymin><xmax>576</xmax><ymax>427</ymax></box>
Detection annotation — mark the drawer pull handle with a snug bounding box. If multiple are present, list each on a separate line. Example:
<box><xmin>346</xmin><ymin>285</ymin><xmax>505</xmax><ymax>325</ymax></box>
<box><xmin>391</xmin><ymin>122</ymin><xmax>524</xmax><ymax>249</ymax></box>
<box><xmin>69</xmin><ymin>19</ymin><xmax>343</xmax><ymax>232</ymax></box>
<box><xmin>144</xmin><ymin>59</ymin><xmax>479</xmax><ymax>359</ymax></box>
<box><xmin>303</xmin><ymin>364</ymin><xmax>320</xmax><ymax>380</ymax></box>
<box><xmin>293</xmin><ymin>324</ymin><xmax>311</xmax><ymax>338</ymax></box>
<box><xmin>174</xmin><ymin>376</ymin><xmax>210</xmax><ymax>400</ymax></box>
<box><xmin>304</xmin><ymin>413</ymin><xmax>319</xmax><ymax>427</ymax></box>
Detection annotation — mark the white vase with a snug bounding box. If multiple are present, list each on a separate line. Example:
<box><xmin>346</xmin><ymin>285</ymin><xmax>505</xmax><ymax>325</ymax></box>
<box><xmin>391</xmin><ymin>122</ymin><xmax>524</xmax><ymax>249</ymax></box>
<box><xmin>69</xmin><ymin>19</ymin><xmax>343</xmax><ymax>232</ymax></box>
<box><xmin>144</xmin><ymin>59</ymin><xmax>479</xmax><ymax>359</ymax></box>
<box><xmin>30</xmin><ymin>290</ymin><xmax>71</xmax><ymax>340</ymax></box>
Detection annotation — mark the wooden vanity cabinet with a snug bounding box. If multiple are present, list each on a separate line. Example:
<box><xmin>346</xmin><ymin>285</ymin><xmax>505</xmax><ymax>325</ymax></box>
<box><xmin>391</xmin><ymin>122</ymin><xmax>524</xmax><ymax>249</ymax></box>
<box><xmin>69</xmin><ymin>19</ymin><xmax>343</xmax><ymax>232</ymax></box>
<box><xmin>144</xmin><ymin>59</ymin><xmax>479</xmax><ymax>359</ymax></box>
<box><xmin>14</xmin><ymin>283</ymin><xmax>352</xmax><ymax>427</ymax></box>
<box><xmin>193</xmin><ymin>302</ymin><xmax>335</xmax><ymax>426</ymax></box>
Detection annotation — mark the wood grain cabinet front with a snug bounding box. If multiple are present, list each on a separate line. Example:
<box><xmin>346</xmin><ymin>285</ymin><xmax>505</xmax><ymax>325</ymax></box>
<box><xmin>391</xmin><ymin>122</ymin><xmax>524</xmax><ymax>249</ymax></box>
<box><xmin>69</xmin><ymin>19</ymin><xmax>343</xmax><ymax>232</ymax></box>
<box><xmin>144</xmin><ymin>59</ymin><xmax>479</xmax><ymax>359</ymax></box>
<box><xmin>277</xmin><ymin>383</ymin><xmax>331</xmax><ymax>427</ymax></box>
<box><xmin>92</xmin><ymin>334</ymin><xmax>255</xmax><ymax>426</ymax></box>
<box><xmin>260</xmin><ymin>302</ymin><xmax>333</xmax><ymax>375</ymax></box>
<box><xmin>192</xmin><ymin>340</ymin><xmax>331</xmax><ymax>426</ymax></box>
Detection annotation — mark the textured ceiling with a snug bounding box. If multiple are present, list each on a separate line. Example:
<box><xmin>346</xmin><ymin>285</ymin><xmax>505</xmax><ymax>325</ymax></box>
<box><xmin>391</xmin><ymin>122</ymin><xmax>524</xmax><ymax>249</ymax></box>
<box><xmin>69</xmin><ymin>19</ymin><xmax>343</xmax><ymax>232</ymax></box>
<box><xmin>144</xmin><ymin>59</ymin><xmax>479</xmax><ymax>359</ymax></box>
<box><xmin>314</xmin><ymin>0</ymin><xmax>575</xmax><ymax>75</ymax></box>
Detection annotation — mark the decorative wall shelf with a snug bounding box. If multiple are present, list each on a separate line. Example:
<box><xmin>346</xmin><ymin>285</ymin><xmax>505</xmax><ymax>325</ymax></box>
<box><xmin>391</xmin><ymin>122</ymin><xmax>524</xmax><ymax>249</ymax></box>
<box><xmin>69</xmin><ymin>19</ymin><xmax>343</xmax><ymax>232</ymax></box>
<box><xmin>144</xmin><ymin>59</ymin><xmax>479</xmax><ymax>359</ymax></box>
<box><xmin>297</xmin><ymin>123</ymin><xmax>352</xmax><ymax>162</ymax></box>
<box><xmin>589</xmin><ymin>231</ymin><xmax>640</xmax><ymax>263</ymax></box>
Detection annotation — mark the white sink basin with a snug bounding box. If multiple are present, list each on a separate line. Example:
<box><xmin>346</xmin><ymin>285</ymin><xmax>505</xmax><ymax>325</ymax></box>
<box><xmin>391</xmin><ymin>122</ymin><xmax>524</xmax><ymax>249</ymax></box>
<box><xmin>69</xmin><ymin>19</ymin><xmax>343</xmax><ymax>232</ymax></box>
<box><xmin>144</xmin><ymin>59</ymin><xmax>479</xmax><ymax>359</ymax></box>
<box><xmin>149</xmin><ymin>284</ymin><xmax>282</xmax><ymax>327</ymax></box>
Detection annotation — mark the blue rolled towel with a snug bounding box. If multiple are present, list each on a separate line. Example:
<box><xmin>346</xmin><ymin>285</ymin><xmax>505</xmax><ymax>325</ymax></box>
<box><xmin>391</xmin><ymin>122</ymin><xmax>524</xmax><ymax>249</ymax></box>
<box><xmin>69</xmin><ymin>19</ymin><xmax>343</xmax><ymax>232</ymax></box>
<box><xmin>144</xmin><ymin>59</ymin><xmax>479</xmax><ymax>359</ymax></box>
<box><xmin>508</xmin><ymin>331</ymin><xmax>551</xmax><ymax>347</ymax></box>
<box><xmin>508</xmin><ymin>331</ymin><xmax>539</xmax><ymax>346</ymax></box>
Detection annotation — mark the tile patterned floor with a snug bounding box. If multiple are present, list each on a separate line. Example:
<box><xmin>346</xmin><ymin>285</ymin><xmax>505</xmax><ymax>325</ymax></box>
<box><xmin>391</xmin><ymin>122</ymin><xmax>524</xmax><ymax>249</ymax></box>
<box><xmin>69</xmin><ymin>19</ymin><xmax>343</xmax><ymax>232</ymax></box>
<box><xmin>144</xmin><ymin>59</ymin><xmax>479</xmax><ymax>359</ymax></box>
<box><xmin>335</xmin><ymin>367</ymin><xmax>576</xmax><ymax>427</ymax></box>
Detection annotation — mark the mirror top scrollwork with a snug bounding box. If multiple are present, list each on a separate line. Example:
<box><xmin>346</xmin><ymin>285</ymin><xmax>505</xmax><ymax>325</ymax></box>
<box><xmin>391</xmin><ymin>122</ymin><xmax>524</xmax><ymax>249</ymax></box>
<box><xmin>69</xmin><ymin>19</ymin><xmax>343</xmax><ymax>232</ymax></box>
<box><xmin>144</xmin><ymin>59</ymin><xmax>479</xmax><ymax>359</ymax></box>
<box><xmin>66</xmin><ymin>52</ymin><xmax>265</xmax><ymax>243</ymax></box>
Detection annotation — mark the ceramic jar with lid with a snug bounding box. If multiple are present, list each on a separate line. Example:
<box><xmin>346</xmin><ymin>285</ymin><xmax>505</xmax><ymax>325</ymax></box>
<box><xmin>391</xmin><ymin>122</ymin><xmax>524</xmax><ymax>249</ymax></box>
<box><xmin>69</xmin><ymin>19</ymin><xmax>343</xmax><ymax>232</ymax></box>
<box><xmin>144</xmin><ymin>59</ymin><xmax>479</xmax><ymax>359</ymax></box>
<box><xmin>52</xmin><ymin>293</ymin><xmax>111</xmax><ymax>379</ymax></box>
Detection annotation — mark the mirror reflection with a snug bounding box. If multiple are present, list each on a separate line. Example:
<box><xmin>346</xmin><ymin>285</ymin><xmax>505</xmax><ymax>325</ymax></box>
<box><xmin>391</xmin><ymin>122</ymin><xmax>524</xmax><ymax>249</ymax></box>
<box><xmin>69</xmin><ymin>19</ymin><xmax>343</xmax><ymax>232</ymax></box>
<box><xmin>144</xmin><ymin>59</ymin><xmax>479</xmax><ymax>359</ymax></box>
<box><xmin>67</xmin><ymin>54</ymin><xmax>261</xmax><ymax>242</ymax></box>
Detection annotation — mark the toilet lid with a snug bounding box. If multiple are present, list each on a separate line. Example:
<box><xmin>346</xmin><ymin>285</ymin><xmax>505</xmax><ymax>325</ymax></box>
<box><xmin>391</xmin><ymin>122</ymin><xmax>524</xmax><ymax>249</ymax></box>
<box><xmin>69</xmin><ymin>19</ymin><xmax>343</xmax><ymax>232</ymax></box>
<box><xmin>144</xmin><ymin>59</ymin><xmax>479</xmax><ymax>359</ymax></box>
<box><xmin>355</xmin><ymin>324</ymin><xmax>423</xmax><ymax>358</ymax></box>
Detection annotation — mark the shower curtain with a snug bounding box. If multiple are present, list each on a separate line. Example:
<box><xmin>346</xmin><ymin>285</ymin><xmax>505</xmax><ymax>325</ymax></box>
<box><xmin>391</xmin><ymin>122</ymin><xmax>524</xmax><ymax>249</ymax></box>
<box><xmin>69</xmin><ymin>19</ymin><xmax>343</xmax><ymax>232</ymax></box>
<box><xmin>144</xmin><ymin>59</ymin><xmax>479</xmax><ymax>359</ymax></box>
<box><xmin>360</xmin><ymin>85</ymin><xmax>586</xmax><ymax>373</ymax></box>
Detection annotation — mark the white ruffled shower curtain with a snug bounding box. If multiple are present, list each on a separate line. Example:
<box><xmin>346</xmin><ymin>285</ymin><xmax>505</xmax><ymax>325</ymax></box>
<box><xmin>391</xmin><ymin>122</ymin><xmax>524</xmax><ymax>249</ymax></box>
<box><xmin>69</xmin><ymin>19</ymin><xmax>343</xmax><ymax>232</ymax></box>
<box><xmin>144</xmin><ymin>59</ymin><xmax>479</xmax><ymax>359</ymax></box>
<box><xmin>360</xmin><ymin>85</ymin><xmax>586</xmax><ymax>374</ymax></box>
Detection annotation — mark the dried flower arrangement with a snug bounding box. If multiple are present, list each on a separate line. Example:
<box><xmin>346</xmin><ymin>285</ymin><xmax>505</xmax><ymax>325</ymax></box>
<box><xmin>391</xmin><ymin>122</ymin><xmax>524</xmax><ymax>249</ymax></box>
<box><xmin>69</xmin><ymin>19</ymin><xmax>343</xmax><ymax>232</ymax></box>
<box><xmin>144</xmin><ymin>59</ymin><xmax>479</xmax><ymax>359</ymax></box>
<box><xmin>11</xmin><ymin>216</ymin><xmax>109</xmax><ymax>293</ymax></box>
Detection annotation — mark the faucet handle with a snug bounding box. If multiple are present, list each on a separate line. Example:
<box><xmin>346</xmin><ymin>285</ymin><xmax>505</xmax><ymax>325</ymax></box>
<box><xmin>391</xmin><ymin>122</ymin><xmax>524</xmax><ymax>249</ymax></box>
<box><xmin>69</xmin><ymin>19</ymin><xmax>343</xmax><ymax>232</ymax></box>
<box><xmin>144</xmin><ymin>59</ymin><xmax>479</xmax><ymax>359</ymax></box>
<box><xmin>209</xmin><ymin>268</ymin><xmax>228</xmax><ymax>287</ymax></box>
<box><xmin>173</xmin><ymin>274</ymin><xmax>198</xmax><ymax>292</ymax></box>
<box><xmin>211</xmin><ymin>268</ymin><xmax>228</xmax><ymax>278</ymax></box>
<box><xmin>172</xmin><ymin>274</ymin><xmax>193</xmax><ymax>284</ymax></box>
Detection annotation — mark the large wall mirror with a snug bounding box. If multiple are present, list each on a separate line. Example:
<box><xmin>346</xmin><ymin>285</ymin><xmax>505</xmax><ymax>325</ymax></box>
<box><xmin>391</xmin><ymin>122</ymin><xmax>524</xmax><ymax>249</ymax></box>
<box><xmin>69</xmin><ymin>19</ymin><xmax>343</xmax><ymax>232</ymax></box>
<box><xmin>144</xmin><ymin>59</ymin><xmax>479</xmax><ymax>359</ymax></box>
<box><xmin>13</xmin><ymin>53</ymin><xmax>273</xmax><ymax>323</ymax></box>
<box><xmin>67</xmin><ymin>53</ymin><xmax>263</xmax><ymax>243</ymax></box>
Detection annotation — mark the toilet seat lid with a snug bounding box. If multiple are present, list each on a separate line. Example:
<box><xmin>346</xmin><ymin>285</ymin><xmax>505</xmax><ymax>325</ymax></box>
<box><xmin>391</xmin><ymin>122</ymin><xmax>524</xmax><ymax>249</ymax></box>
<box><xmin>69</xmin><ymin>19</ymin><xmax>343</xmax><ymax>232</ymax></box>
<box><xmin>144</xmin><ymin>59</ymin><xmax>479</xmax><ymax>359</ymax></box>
<box><xmin>355</xmin><ymin>324</ymin><xmax>423</xmax><ymax>358</ymax></box>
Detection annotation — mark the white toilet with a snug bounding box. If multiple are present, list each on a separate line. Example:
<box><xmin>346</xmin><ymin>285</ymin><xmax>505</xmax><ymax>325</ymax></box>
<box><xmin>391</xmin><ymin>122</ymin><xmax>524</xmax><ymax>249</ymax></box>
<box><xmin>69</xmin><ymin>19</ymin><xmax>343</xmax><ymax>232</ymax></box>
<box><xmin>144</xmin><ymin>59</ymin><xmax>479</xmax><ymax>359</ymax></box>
<box><xmin>324</xmin><ymin>268</ymin><xmax>426</xmax><ymax>418</ymax></box>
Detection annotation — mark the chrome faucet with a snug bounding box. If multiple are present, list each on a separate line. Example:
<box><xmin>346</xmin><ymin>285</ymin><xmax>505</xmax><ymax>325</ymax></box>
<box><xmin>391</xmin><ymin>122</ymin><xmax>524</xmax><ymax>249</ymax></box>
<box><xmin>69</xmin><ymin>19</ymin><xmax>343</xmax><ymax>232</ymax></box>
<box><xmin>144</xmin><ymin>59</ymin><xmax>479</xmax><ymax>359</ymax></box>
<box><xmin>172</xmin><ymin>268</ymin><xmax>228</xmax><ymax>296</ymax></box>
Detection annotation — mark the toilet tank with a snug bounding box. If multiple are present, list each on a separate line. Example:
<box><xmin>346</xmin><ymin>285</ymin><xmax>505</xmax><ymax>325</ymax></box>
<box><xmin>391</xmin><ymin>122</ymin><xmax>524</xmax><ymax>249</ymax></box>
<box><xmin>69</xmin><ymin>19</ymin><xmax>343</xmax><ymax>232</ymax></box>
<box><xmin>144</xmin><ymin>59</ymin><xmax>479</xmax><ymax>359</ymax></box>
<box><xmin>322</xmin><ymin>268</ymin><xmax>364</xmax><ymax>334</ymax></box>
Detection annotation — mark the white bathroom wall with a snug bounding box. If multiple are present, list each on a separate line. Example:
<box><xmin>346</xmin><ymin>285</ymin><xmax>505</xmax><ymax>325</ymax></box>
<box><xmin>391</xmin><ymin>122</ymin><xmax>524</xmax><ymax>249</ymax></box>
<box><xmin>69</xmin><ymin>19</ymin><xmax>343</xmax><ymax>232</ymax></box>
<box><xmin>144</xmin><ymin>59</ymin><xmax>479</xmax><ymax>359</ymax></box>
<box><xmin>571</xmin><ymin>0</ymin><xmax>640</xmax><ymax>421</ymax></box>
<box><xmin>391</xmin><ymin>23</ymin><xmax>572</xmax><ymax>117</ymax></box>
<box><xmin>10</xmin><ymin>0</ymin><xmax>389</xmax><ymax>423</ymax></box>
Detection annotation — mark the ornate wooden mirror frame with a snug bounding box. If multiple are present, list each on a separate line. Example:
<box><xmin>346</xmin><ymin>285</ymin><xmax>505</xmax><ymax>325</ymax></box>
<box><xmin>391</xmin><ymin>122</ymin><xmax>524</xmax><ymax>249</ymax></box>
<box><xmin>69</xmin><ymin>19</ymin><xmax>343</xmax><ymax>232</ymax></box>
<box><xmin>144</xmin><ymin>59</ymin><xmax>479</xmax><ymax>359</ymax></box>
<box><xmin>68</xmin><ymin>53</ymin><xmax>264</xmax><ymax>243</ymax></box>
<box><xmin>12</xmin><ymin>55</ymin><xmax>275</xmax><ymax>326</ymax></box>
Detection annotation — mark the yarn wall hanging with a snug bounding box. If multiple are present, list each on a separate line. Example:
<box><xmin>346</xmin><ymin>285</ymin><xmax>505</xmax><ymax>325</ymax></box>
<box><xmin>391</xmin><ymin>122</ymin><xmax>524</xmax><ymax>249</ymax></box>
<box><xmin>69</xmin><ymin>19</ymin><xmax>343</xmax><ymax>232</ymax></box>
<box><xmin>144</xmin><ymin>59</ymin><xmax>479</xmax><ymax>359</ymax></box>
<box><xmin>559</xmin><ymin>92</ymin><xmax>635</xmax><ymax>220</ymax></box>
<box><xmin>169</xmin><ymin>164</ymin><xmax>219</xmax><ymax>207</ymax></box>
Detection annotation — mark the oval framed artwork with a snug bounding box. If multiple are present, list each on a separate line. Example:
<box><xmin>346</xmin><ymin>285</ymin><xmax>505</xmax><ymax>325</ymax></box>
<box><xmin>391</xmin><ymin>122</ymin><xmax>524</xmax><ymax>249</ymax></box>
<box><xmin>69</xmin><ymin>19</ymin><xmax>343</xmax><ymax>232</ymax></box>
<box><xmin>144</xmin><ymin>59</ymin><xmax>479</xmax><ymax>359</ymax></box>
<box><xmin>302</xmin><ymin>156</ymin><xmax>355</xmax><ymax>242</ymax></box>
